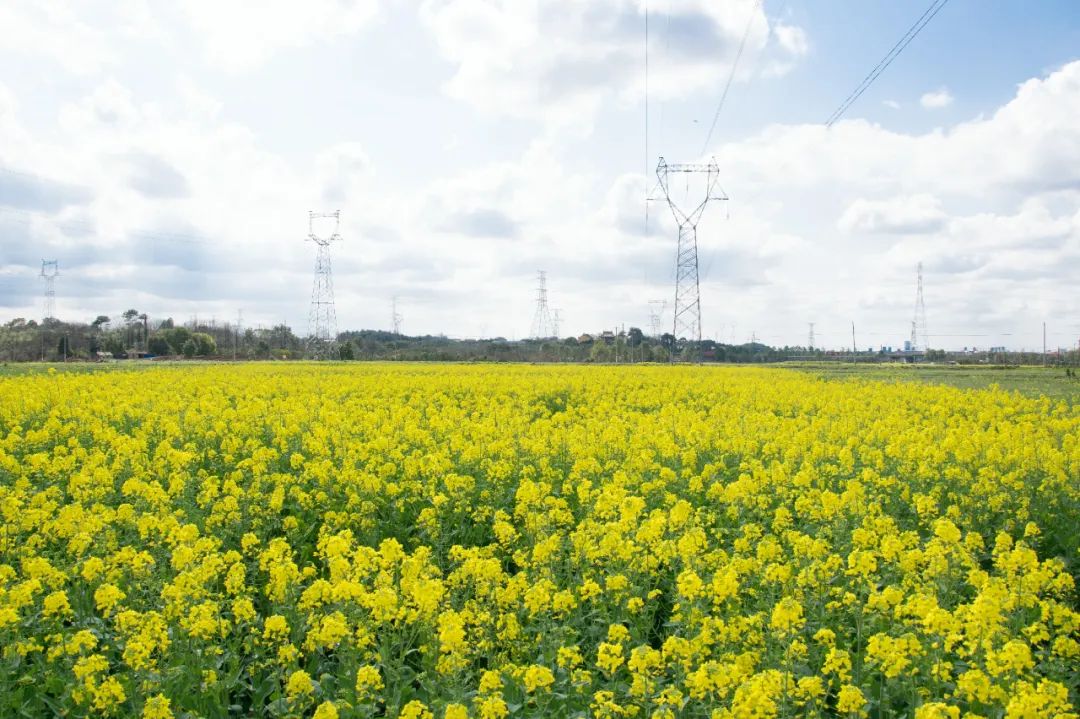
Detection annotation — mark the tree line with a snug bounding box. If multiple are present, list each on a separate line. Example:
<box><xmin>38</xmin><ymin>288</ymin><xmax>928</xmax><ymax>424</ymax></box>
<box><xmin>3</xmin><ymin>313</ymin><xmax>1077</xmax><ymax>365</ymax></box>
<box><xmin>0</xmin><ymin>311</ymin><xmax>303</xmax><ymax>362</ymax></box>
<box><xmin>1</xmin><ymin>311</ymin><xmax>797</xmax><ymax>363</ymax></box>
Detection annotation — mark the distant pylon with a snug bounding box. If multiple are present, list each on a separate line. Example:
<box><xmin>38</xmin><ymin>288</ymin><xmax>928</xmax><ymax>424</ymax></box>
<box><xmin>551</xmin><ymin>309</ymin><xmax>562</xmax><ymax>338</ymax></box>
<box><xmin>530</xmin><ymin>270</ymin><xmax>555</xmax><ymax>338</ymax></box>
<box><xmin>305</xmin><ymin>211</ymin><xmax>341</xmax><ymax>359</ymax></box>
<box><xmin>808</xmin><ymin>322</ymin><xmax>815</xmax><ymax>350</ymax></box>
<box><xmin>391</xmin><ymin>296</ymin><xmax>403</xmax><ymax>335</ymax></box>
<box><xmin>648</xmin><ymin>299</ymin><xmax>667</xmax><ymax>338</ymax></box>
<box><xmin>40</xmin><ymin>259</ymin><xmax>59</xmax><ymax>321</ymax></box>
<box><xmin>912</xmin><ymin>261</ymin><xmax>929</xmax><ymax>351</ymax></box>
<box><xmin>651</xmin><ymin>157</ymin><xmax>728</xmax><ymax>347</ymax></box>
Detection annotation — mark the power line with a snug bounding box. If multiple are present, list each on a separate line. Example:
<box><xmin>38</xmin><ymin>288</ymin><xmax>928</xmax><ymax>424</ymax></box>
<box><xmin>656</xmin><ymin>0</ymin><xmax>674</xmax><ymax>157</ymax></box>
<box><xmin>700</xmin><ymin>0</ymin><xmax>761</xmax><ymax>155</ymax></box>
<box><xmin>824</xmin><ymin>0</ymin><xmax>951</xmax><ymax>127</ymax></box>
<box><xmin>645</xmin><ymin>0</ymin><xmax>650</xmax><ymax>230</ymax></box>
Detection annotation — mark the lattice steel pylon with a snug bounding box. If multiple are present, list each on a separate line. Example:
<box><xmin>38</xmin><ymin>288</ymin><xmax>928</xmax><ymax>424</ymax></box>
<box><xmin>305</xmin><ymin>211</ymin><xmax>341</xmax><ymax>359</ymax></box>
<box><xmin>648</xmin><ymin>299</ymin><xmax>667</xmax><ymax>338</ymax></box>
<box><xmin>530</xmin><ymin>270</ymin><xmax>554</xmax><ymax>338</ymax></box>
<box><xmin>40</xmin><ymin>259</ymin><xmax>59</xmax><ymax>321</ymax></box>
<box><xmin>391</xmin><ymin>296</ymin><xmax>403</xmax><ymax>335</ymax></box>
<box><xmin>912</xmin><ymin>261</ymin><xmax>929</xmax><ymax>351</ymax></box>
<box><xmin>651</xmin><ymin>157</ymin><xmax>727</xmax><ymax>347</ymax></box>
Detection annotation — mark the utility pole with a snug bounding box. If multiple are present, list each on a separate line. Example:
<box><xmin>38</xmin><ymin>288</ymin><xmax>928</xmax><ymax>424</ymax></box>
<box><xmin>852</xmin><ymin>322</ymin><xmax>857</xmax><ymax>360</ymax></box>
<box><xmin>305</xmin><ymin>211</ymin><xmax>341</xmax><ymax>360</ymax></box>
<box><xmin>1043</xmin><ymin>321</ymin><xmax>1046</xmax><ymax>366</ymax></box>
<box><xmin>650</xmin><ymin>157</ymin><xmax>728</xmax><ymax>358</ymax></box>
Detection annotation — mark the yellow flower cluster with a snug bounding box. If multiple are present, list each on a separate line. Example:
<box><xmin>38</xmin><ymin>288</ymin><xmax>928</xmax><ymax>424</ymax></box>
<box><xmin>0</xmin><ymin>363</ymin><xmax>1077</xmax><ymax>718</ymax></box>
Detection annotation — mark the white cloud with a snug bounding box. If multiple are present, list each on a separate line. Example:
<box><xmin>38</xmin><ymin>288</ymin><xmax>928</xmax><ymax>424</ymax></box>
<box><xmin>761</xmin><ymin>22</ymin><xmax>808</xmax><ymax>77</ymax></box>
<box><xmin>883</xmin><ymin>99</ymin><xmax>901</xmax><ymax>109</ymax></box>
<box><xmin>419</xmin><ymin>0</ymin><xmax>805</xmax><ymax>124</ymax></box>
<box><xmin>178</xmin><ymin>0</ymin><xmax>382</xmax><ymax>72</ymax></box>
<box><xmin>920</xmin><ymin>87</ymin><xmax>954</xmax><ymax>109</ymax></box>
<box><xmin>0</xmin><ymin>2</ymin><xmax>115</xmax><ymax>75</ymax></box>
<box><xmin>838</xmin><ymin>194</ymin><xmax>946</xmax><ymax>235</ymax></box>
<box><xmin>58</xmin><ymin>79</ymin><xmax>141</xmax><ymax>133</ymax></box>
<box><xmin>774</xmin><ymin>23</ymin><xmax>808</xmax><ymax>57</ymax></box>
<box><xmin>317</xmin><ymin>143</ymin><xmax>373</xmax><ymax>206</ymax></box>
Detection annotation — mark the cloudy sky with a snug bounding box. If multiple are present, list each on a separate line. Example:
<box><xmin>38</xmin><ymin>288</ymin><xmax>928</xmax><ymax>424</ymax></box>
<box><xmin>1</xmin><ymin>1</ymin><xmax>1079</xmax><ymax>350</ymax></box>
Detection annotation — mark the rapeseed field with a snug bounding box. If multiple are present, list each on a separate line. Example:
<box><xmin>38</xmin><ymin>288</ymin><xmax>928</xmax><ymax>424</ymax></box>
<box><xmin>0</xmin><ymin>364</ymin><xmax>1077</xmax><ymax>718</ymax></box>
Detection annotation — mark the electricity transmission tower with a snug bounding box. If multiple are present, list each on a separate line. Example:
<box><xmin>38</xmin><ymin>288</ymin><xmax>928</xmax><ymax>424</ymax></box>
<box><xmin>530</xmin><ymin>270</ymin><xmax>555</xmax><ymax>338</ymax></box>
<box><xmin>391</xmin><ymin>296</ymin><xmax>403</xmax><ymax>335</ymax></box>
<box><xmin>911</xmin><ymin>262</ymin><xmax>929</xmax><ymax>351</ymax></box>
<box><xmin>40</xmin><ymin>259</ymin><xmax>59</xmax><ymax>321</ymax></box>
<box><xmin>648</xmin><ymin>299</ymin><xmax>667</xmax><ymax>338</ymax></box>
<box><xmin>305</xmin><ymin>211</ymin><xmax>341</xmax><ymax>359</ymax></box>
<box><xmin>234</xmin><ymin>309</ymin><xmax>243</xmax><ymax>361</ymax></box>
<box><xmin>651</xmin><ymin>157</ymin><xmax>728</xmax><ymax>348</ymax></box>
<box><xmin>551</xmin><ymin>309</ymin><xmax>562</xmax><ymax>338</ymax></box>
<box><xmin>808</xmin><ymin>322</ymin><xmax>815</xmax><ymax>351</ymax></box>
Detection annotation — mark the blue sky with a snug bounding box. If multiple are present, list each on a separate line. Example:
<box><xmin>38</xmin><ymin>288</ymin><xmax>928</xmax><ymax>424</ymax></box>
<box><xmin>1</xmin><ymin>0</ymin><xmax>1079</xmax><ymax>350</ymax></box>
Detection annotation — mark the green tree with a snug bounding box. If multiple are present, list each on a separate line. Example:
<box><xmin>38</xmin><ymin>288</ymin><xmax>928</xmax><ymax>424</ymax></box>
<box><xmin>181</xmin><ymin>339</ymin><xmax>198</xmax><ymax>358</ymax></box>
<box><xmin>589</xmin><ymin>342</ymin><xmax>613</xmax><ymax>363</ymax></box>
<box><xmin>191</xmin><ymin>332</ymin><xmax>216</xmax><ymax>356</ymax></box>
<box><xmin>147</xmin><ymin>335</ymin><xmax>171</xmax><ymax>355</ymax></box>
<box><xmin>102</xmin><ymin>334</ymin><xmax>126</xmax><ymax>357</ymax></box>
<box><xmin>162</xmin><ymin>327</ymin><xmax>193</xmax><ymax>353</ymax></box>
